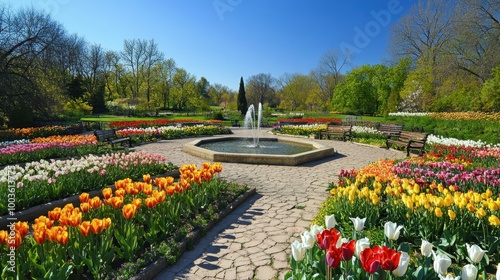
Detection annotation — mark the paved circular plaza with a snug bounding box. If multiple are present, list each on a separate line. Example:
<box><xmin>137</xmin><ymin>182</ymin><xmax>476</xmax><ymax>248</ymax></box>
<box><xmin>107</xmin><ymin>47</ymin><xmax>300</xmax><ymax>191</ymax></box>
<box><xmin>135</xmin><ymin>128</ymin><xmax>406</xmax><ymax>280</ymax></box>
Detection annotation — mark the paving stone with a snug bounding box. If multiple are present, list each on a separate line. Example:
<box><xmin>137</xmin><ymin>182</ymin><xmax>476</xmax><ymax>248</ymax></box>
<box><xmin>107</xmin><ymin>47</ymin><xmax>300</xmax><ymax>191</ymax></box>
<box><xmin>255</xmin><ymin>265</ymin><xmax>278</xmax><ymax>280</ymax></box>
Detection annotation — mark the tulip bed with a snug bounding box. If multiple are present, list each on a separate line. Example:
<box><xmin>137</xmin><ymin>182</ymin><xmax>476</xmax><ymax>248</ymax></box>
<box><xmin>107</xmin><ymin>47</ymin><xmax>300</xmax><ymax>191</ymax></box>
<box><xmin>115</xmin><ymin>125</ymin><xmax>232</xmax><ymax>144</ymax></box>
<box><xmin>0</xmin><ymin>162</ymin><xmax>249</xmax><ymax>279</ymax></box>
<box><xmin>109</xmin><ymin>119</ymin><xmax>222</xmax><ymax>129</ymax></box>
<box><xmin>0</xmin><ymin>135</ymin><xmax>99</xmax><ymax>166</ymax></box>
<box><xmin>0</xmin><ymin>124</ymin><xmax>85</xmax><ymax>142</ymax></box>
<box><xmin>288</xmin><ymin>144</ymin><xmax>500</xmax><ymax>279</ymax></box>
<box><xmin>0</xmin><ymin>152</ymin><xmax>176</xmax><ymax>215</ymax></box>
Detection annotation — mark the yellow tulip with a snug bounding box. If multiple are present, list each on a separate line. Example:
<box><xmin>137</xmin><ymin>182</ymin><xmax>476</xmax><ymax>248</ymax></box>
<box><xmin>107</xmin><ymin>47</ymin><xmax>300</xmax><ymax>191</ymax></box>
<box><xmin>448</xmin><ymin>209</ymin><xmax>456</xmax><ymax>220</ymax></box>
<box><xmin>476</xmin><ymin>208</ymin><xmax>487</xmax><ymax>219</ymax></box>
<box><xmin>488</xmin><ymin>215</ymin><xmax>500</xmax><ymax>226</ymax></box>
<box><xmin>435</xmin><ymin>207</ymin><xmax>443</xmax><ymax>218</ymax></box>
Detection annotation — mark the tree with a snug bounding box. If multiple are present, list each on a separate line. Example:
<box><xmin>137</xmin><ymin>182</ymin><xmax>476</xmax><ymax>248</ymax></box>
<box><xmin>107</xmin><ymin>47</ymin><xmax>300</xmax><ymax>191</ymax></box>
<box><xmin>237</xmin><ymin>77</ymin><xmax>247</xmax><ymax>115</ymax></box>
<box><xmin>390</xmin><ymin>0</ymin><xmax>456</xmax><ymax>64</ymax></box>
<box><xmin>278</xmin><ymin>73</ymin><xmax>319</xmax><ymax>111</ymax></box>
<box><xmin>0</xmin><ymin>6</ymin><xmax>68</xmax><ymax>126</ymax></box>
<box><xmin>155</xmin><ymin>58</ymin><xmax>176</xmax><ymax>109</ymax></box>
<box><xmin>481</xmin><ymin>66</ymin><xmax>500</xmax><ymax>111</ymax></box>
<box><xmin>121</xmin><ymin>39</ymin><xmax>145</xmax><ymax>99</ymax></box>
<box><xmin>314</xmin><ymin>48</ymin><xmax>351</xmax><ymax>105</ymax></box>
<box><xmin>142</xmin><ymin>39</ymin><xmax>164</xmax><ymax>106</ymax></box>
<box><xmin>246</xmin><ymin>73</ymin><xmax>277</xmax><ymax>107</ymax></box>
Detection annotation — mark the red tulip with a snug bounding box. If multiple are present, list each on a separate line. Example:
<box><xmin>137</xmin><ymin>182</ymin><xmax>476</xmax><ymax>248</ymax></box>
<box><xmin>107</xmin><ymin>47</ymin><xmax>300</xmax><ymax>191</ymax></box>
<box><xmin>341</xmin><ymin>240</ymin><xmax>356</xmax><ymax>261</ymax></box>
<box><xmin>316</xmin><ymin>228</ymin><xmax>342</xmax><ymax>251</ymax></box>
<box><xmin>326</xmin><ymin>244</ymin><xmax>342</xmax><ymax>268</ymax></box>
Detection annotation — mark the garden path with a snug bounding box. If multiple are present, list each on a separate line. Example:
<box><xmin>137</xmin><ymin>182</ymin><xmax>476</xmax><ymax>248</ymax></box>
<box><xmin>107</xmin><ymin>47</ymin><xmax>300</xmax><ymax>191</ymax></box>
<box><xmin>135</xmin><ymin>128</ymin><xmax>406</xmax><ymax>280</ymax></box>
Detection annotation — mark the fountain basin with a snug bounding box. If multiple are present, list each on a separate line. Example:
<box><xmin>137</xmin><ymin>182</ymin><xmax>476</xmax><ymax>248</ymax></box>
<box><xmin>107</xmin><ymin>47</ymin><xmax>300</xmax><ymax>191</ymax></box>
<box><xmin>182</xmin><ymin>137</ymin><xmax>336</xmax><ymax>166</ymax></box>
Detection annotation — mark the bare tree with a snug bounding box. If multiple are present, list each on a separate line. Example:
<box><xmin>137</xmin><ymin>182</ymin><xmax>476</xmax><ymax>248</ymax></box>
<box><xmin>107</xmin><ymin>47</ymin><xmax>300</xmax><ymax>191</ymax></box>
<box><xmin>390</xmin><ymin>0</ymin><xmax>457</xmax><ymax>64</ymax></box>
<box><xmin>450</xmin><ymin>0</ymin><xmax>500</xmax><ymax>82</ymax></box>
<box><xmin>246</xmin><ymin>73</ymin><xmax>277</xmax><ymax>107</ymax></box>
<box><xmin>142</xmin><ymin>39</ymin><xmax>164</xmax><ymax>105</ymax></box>
<box><xmin>314</xmin><ymin>48</ymin><xmax>351</xmax><ymax>102</ymax></box>
<box><xmin>121</xmin><ymin>38</ymin><xmax>146</xmax><ymax>99</ymax></box>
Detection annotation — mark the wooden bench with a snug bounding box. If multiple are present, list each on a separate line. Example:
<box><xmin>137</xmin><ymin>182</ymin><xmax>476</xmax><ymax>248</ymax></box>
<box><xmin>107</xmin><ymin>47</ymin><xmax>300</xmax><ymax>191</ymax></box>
<box><xmin>94</xmin><ymin>129</ymin><xmax>132</xmax><ymax>149</ymax></box>
<box><xmin>377</xmin><ymin>124</ymin><xmax>404</xmax><ymax>137</ymax></box>
<box><xmin>386</xmin><ymin>131</ymin><xmax>428</xmax><ymax>156</ymax></box>
<box><xmin>320</xmin><ymin>124</ymin><xmax>352</xmax><ymax>141</ymax></box>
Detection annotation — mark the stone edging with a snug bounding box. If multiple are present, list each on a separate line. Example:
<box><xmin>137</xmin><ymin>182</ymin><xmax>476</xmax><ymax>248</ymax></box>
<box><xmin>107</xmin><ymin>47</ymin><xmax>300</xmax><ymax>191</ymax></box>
<box><xmin>0</xmin><ymin>170</ymin><xmax>180</xmax><ymax>229</ymax></box>
<box><xmin>130</xmin><ymin>187</ymin><xmax>257</xmax><ymax>280</ymax></box>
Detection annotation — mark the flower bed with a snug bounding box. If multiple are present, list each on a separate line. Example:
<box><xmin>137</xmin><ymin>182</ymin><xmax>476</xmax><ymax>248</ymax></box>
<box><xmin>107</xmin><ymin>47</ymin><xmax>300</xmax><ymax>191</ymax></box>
<box><xmin>0</xmin><ymin>152</ymin><xmax>176</xmax><ymax>215</ymax></box>
<box><xmin>0</xmin><ymin>135</ymin><xmax>98</xmax><ymax>166</ymax></box>
<box><xmin>0</xmin><ymin>124</ymin><xmax>84</xmax><ymax>142</ymax></box>
<box><xmin>291</xmin><ymin>144</ymin><xmax>500</xmax><ymax>279</ymax></box>
<box><xmin>109</xmin><ymin>119</ymin><xmax>222</xmax><ymax>130</ymax></box>
<box><xmin>0</xmin><ymin>162</ymin><xmax>250</xmax><ymax>279</ymax></box>
<box><xmin>116</xmin><ymin>125</ymin><xmax>231</xmax><ymax>144</ymax></box>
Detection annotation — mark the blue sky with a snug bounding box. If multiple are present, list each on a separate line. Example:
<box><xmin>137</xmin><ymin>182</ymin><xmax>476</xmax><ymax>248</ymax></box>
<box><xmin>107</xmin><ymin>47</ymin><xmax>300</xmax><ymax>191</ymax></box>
<box><xmin>4</xmin><ymin>0</ymin><xmax>414</xmax><ymax>90</ymax></box>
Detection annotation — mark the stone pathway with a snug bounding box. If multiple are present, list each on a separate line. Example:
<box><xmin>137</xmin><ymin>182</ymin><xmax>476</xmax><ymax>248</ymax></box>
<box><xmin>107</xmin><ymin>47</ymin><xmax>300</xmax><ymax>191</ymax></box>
<box><xmin>135</xmin><ymin>128</ymin><xmax>406</xmax><ymax>280</ymax></box>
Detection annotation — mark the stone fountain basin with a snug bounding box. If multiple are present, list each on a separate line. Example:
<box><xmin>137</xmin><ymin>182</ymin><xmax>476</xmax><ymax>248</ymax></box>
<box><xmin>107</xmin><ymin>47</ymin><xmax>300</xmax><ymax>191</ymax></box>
<box><xmin>182</xmin><ymin>137</ymin><xmax>336</xmax><ymax>166</ymax></box>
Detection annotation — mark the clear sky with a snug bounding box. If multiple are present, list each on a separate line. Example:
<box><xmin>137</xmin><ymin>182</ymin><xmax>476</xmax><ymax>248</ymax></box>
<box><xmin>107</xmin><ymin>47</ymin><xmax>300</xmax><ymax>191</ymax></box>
<box><xmin>3</xmin><ymin>0</ymin><xmax>414</xmax><ymax>91</ymax></box>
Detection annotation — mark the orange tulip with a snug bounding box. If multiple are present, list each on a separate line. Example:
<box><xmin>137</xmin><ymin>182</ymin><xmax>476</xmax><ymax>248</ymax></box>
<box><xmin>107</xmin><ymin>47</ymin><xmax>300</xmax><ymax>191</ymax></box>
<box><xmin>78</xmin><ymin>221</ymin><xmax>91</xmax><ymax>236</ymax></box>
<box><xmin>115</xmin><ymin>188</ymin><xmax>126</xmax><ymax>197</ymax></box>
<box><xmin>15</xmin><ymin>221</ymin><xmax>29</xmax><ymax>237</ymax></box>
<box><xmin>143</xmin><ymin>174</ymin><xmax>151</xmax><ymax>183</ymax></box>
<box><xmin>68</xmin><ymin>212</ymin><xmax>82</xmax><ymax>227</ymax></box>
<box><xmin>145</xmin><ymin>197</ymin><xmax>157</xmax><ymax>208</ymax></box>
<box><xmin>108</xmin><ymin>196</ymin><xmax>124</xmax><ymax>209</ymax></box>
<box><xmin>90</xmin><ymin>218</ymin><xmax>104</xmax><ymax>234</ymax></box>
<box><xmin>165</xmin><ymin>176</ymin><xmax>174</xmax><ymax>186</ymax></box>
<box><xmin>62</xmin><ymin>203</ymin><xmax>75</xmax><ymax>212</ymax></box>
<box><xmin>80</xmin><ymin>202</ymin><xmax>91</xmax><ymax>213</ymax></box>
<box><xmin>79</xmin><ymin>192</ymin><xmax>90</xmax><ymax>203</ymax></box>
<box><xmin>89</xmin><ymin>197</ymin><xmax>102</xmax><ymax>209</ymax></box>
<box><xmin>132</xmin><ymin>198</ymin><xmax>142</xmax><ymax>209</ymax></box>
<box><xmin>34</xmin><ymin>216</ymin><xmax>54</xmax><ymax>228</ymax></box>
<box><xmin>122</xmin><ymin>204</ymin><xmax>137</xmax><ymax>219</ymax></box>
<box><xmin>0</xmin><ymin>230</ymin><xmax>8</xmax><ymax>244</ymax></box>
<box><xmin>102</xmin><ymin>187</ymin><xmax>113</xmax><ymax>199</ymax></box>
<box><xmin>48</xmin><ymin>207</ymin><xmax>61</xmax><ymax>221</ymax></box>
<box><xmin>202</xmin><ymin>162</ymin><xmax>211</xmax><ymax>170</ymax></box>
<box><xmin>115</xmin><ymin>178</ymin><xmax>132</xmax><ymax>189</ymax></box>
<box><xmin>212</xmin><ymin>162</ymin><xmax>222</xmax><ymax>173</ymax></box>
<box><xmin>10</xmin><ymin>232</ymin><xmax>23</xmax><ymax>249</ymax></box>
<box><xmin>143</xmin><ymin>184</ymin><xmax>153</xmax><ymax>195</ymax></box>
<box><xmin>33</xmin><ymin>225</ymin><xmax>47</xmax><ymax>244</ymax></box>
<box><xmin>57</xmin><ymin>229</ymin><xmax>69</xmax><ymax>245</ymax></box>
<box><xmin>165</xmin><ymin>185</ymin><xmax>176</xmax><ymax>195</ymax></box>
<box><xmin>102</xmin><ymin>218</ymin><xmax>112</xmax><ymax>229</ymax></box>
<box><xmin>153</xmin><ymin>190</ymin><xmax>166</xmax><ymax>203</ymax></box>
<box><xmin>126</xmin><ymin>184</ymin><xmax>138</xmax><ymax>195</ymax></box>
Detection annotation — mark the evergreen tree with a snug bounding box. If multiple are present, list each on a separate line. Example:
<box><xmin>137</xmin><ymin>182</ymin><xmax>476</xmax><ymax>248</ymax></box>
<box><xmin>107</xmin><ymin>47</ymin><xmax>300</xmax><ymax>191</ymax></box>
<box><xmin>237</xmin><ymin>77</ymin><xmax>248</xmax><ymax>115</ymax></box>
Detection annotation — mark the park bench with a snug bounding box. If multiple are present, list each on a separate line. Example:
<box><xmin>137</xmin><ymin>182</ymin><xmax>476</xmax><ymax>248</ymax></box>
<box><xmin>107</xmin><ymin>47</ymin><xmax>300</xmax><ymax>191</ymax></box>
<box><xmin>320</xmin><ymin>124</ymin><xmax>352</xmax><ymax>141</ymax></box>
<box><xmin>94</xmin><ymin>129</ymin><xmax>132</xmax><ymax>149</ymax></box>
<box><xmin>377</xmin><ymin>124</ymin><xmax>404</xmax><ymax>137</ymax></box>
<box><xmin>386</xmin><ymin>131</ymin><xmax>428</xmax><ymax>156</ymax></box>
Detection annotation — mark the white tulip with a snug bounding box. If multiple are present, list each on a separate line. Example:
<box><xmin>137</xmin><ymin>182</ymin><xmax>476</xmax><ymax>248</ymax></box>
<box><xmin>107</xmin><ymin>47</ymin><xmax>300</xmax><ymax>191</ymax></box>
<box><xmin>392</xmin><ymin>251</ymin><xmax>410</xmax><ymax>277</ymax></box>
<box><xmin>300</xmin><ymin>230</ymin><xmax>315</xmax><ymax>249</ymax></box>
<box><xmin>438</xmin><ymin>274</ymin><xmax>460</xmax><ymax>280</ymax></box>
<box><xmin>384</xmin><ymin>221</ymin><xmax>404</xmax><ymax>240</ymax></box>
<box><xmin>349</xmin><ymin>217</ymin><xmax>366</xmax><ymax>232</ymax></box>
<box><xmin>325</xmin><ymin>214</ymin><xmax>337</xmax><ymax>229</ymax></box>
<box><xmin>309</xmin><ymin>224</ymin><xmax>324</xmax><ymax>237</ymax></box>
<box><xmin>461</xmin><ymin>264</ymin><xmax>478</xmax><ymax>280</ymax></box>
<box><xmin>355</xmin><ymin>237</ymin><xmax>370</xmax><ymax>257</ymax></box>
<box><xmin>433</xmin><ymin>251</ymin><xmax>452</xmax><ymax>275</ymax></box>
<box><xmin>466</xmin><ymin>243</ymin><xmax>487</xmax><ymax>264</ymax></box>
<box><xmin>421</xmin><ymin>239</ymin><xmax>433</xmax><ymax>257</ymax></box>
<box><xmin>291</xmin><ymin>240</ymin><xmax>306</xmax><ymax>262</ymax></box>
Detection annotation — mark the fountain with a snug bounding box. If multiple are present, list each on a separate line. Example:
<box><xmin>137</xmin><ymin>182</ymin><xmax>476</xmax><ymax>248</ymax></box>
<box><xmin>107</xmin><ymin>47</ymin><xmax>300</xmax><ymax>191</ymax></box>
<box><xmin>182</xmin><ymin>103</ymin><xmax>335</xmax><ymax>165</ymax></box>
<box><xmin>243</xmin><ymin>103</ymin><xmax>262</xmax><ymax>147</ymax></box>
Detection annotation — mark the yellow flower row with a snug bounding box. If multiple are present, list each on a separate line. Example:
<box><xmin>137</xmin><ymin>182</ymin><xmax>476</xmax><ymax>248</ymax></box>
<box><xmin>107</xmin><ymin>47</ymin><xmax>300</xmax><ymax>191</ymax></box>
<box><xmin>428</xmin><ymin>111</ymin><xmax>500</xmax><ymax>122</ymax></box>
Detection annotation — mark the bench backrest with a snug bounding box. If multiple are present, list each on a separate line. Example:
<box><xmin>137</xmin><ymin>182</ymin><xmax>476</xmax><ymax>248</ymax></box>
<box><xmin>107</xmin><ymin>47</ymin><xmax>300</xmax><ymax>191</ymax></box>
<box><xmin>326</xmin><ymin>124</ymin><xmax>352</xmax><ymax>131</ymax></box>
<box><xmin>399</xmin><ymin>131</ymin><xmax>428</xmax><ymax>141</ymax></box>
<box><xmin>378</xmin><ymin>124</ymin><xmax>404</xmax><ymax>134</ymax></box>
<box><xmin>94</xmin><ymin>129</ymin><xmax>117</xmax><ymax>141</ymax></box>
